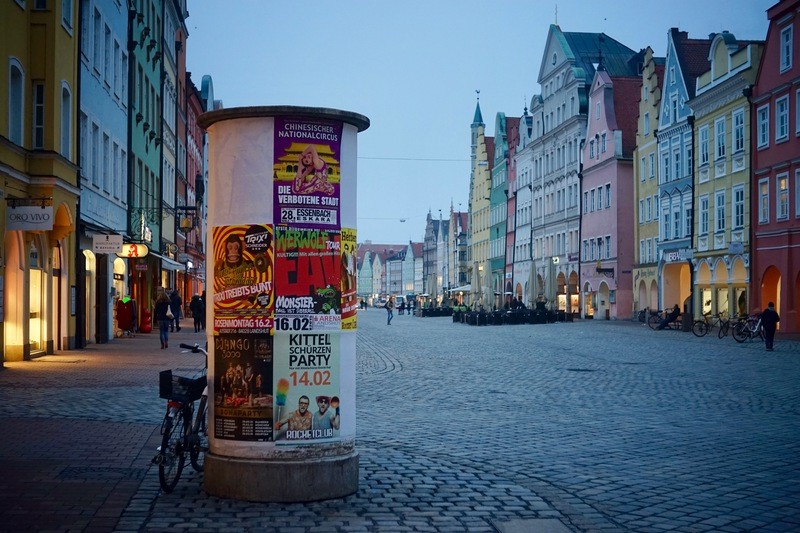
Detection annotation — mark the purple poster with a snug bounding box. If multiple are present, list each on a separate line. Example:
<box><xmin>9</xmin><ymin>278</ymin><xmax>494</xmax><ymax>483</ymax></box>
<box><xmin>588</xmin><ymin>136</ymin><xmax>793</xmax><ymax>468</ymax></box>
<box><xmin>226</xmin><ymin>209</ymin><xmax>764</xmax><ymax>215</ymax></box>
<box><xmin>273</xmin><ymin>118</ymin><xmax>343</xmax><ymax>230</ymax></box>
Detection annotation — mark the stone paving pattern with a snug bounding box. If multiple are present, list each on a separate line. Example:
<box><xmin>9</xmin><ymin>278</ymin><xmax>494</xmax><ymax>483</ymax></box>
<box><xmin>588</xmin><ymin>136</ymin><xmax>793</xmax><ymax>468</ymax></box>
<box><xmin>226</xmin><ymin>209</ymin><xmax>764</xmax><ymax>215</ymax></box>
<box><xmin>0</xmin><ymin>311</ymin><xmax>798</xmax><ymax>532</ymax></box>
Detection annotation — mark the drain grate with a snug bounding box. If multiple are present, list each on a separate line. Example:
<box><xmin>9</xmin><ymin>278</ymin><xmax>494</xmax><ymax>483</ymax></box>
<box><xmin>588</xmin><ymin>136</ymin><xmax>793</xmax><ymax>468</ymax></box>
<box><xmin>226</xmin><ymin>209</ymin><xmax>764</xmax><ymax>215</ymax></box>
<box><xmin>58</xmin><ymin>466</ymin><xmax>149</xmax><ymax>481</ymax></box>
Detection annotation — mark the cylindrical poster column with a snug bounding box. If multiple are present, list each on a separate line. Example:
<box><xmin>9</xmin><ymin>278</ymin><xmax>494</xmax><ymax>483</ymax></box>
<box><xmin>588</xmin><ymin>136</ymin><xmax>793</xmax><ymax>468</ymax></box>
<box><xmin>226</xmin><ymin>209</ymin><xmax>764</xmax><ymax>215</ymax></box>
<box><xmin>197</xmin><ymin>106</ymin><xmax>369</xmax><ymax>502</ymax></box>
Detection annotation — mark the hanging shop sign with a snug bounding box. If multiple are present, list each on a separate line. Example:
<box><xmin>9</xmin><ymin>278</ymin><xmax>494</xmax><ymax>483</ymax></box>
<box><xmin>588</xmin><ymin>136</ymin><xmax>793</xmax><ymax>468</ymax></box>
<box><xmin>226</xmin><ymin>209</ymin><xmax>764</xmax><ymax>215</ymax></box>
<box><xmin>6</xmin><ymin>198</ymin><xmax>54</xmax><ymax>231</ymax></box>
<box><xmin>92</xmin><ymin>234</ymin><xmax>124</xmax><ymax>254</ymax></box>
<box><xmin>116</xmin><ymin>243</ymin><xmax>149</xmax><ymax>258</ymax></box>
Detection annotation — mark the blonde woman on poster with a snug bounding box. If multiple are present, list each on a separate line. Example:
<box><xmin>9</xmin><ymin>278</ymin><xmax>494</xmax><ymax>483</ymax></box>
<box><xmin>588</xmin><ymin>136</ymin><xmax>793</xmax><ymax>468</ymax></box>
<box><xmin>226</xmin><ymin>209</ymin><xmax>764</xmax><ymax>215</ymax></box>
<box><xmin>293</xmin><ymin>145</ymin><xmax>334</xmax><ymax>195</ymax></box>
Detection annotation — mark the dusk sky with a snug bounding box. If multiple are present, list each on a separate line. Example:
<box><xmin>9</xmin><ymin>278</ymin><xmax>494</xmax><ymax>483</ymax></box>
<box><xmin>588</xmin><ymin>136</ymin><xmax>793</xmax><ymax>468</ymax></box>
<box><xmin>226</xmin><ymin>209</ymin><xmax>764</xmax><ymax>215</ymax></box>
<box><xmin>186</xmin><ymin>0</ymin><xmax>773</xmax><ymax>245</ymax></box>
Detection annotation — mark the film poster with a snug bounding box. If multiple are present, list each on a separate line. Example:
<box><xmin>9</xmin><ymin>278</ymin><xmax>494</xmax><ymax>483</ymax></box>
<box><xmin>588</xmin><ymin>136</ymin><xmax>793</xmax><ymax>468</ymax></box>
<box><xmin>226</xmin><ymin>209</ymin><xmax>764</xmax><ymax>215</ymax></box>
<box><xmin>273</xmin><ymin>332</ymin><xmax>341</xmax><ymax>445</ymax></box>
<box><xmin>273</xmin><ymin>226</ymin><xmax>342</xmax><ymax>331</ymax></box>
<box><xmin>273</xmin><ymin>117</ymin><xmax>342</xmax><ymax>229</ymax></box>
<box><xmin>340</xmin><ymin>228</ymin><xmax>358</xmax><ymax>330</ymax></box>
<box><xmin>212</xmin><ymin>224</ymin><xmax>276</xmax><ymax>441</ymax></box>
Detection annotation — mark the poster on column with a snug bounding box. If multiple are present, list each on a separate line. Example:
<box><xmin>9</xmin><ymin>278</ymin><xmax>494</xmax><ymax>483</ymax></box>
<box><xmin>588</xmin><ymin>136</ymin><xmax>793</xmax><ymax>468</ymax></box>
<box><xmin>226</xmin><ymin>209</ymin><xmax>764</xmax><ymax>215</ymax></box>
<box><xmin>273</xmin><ymin>331</ymin><xmax>341</xmax><ymax>445</ymax></box>
<box><xmin>273</xmin><ymin>226</ymin><xmax>342</xmax><ymax>331</ymax></box>
<box><xmin>340</xmin><ymin>228</ymin><xmax>358</xmax><ymax>330</ymax></box>
<box><xmin>211</xmin><ymin>224</ymin><xmax>276</xmax><ymax>441</ymax></box>
<box><xmin>273</xmin><ymin>117</ymin><xmax>342</xmax><ymax>229</ymax></box>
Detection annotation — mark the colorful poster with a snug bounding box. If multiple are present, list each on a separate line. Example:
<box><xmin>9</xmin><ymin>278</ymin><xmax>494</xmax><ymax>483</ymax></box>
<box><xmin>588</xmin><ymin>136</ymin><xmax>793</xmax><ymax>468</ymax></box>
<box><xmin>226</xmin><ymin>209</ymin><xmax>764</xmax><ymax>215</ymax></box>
<box><xmin>273</xmin><ymin>332</ymin><xmax>341</xmax><ymax>444</ymax></box>
<box><xmin>213</xmin><ymin>333</ymin><xmax>274</xmax><ymax>441</ymax></box>
<box><xmin>340</xmin><ymin>228</ymin><xmax>358</xmax><ymax>330</ymax></box>
<box><xmin>212</xmin><ymin>224</ymin><xmax>275</xmax><ymax>334</ymax></box>
<box><xmin>273</xmin><ymin>226</ymin><xmax>342</xmax><ymax>331</ymax></box>
<box><xmin>273</xmin><ymin>117</ymin><xmax>342</xmax><ymax>229</ymax></box>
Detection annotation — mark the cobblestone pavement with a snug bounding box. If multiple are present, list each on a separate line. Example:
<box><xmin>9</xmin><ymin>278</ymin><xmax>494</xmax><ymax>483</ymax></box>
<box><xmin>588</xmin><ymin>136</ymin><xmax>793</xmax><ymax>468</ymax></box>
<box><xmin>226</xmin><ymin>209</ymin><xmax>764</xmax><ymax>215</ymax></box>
<box><xmin>1</xmin><ymin>312</ymin><xmax>799</xmax><ymax>532</ymax></box>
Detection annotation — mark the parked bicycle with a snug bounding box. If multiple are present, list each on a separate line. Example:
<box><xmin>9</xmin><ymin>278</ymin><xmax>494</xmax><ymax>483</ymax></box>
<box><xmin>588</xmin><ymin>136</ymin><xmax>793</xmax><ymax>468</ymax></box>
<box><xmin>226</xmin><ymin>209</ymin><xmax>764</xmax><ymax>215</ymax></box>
<box><xmin>153</xmin><ymin>343</ymin><xmax>208</xmax><ymax>493</ymax></box>
<box><xmin>692</xmin><ymin>313</ymin><xmax>729</xmax><ymax>338</ymax></box>
<box><xmin>732</xmin><ymin>314</ymin><xmax>764</xmax><ymax>343</ymax></box>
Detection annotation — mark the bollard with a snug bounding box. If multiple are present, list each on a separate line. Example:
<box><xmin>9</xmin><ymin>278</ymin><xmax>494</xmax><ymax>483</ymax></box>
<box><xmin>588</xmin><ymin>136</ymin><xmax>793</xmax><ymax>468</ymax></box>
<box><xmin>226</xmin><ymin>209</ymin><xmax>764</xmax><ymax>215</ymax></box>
<box><xmin>198</xmin><ymin>106</ymin><xmax>369</xmax><ymax>502</ymax></box>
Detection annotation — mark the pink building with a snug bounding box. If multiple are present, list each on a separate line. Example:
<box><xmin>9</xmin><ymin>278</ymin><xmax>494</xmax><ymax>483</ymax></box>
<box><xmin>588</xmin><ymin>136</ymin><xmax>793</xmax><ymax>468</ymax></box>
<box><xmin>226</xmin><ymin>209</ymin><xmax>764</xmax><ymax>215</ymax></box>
<box><xmin>580</xmin><ymin>66</ymin><xmax>641</xmax><ymax>319</ymax></box>
<box><xmin>751</xmin><ymin>0</ymin><xmax>800</xmax><ymax>333</ymax></box>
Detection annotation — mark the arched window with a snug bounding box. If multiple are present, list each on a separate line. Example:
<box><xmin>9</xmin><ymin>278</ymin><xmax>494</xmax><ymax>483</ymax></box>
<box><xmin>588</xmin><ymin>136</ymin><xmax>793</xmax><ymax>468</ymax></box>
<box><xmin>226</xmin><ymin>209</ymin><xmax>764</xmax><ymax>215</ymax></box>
<box><xmin>61</xmin><ymin>82</ymin><xmax>72</xmax><ymax>158</ymax></box>
<box><xmin>8</xmin><ymin>59</ymin><xmax>24</xmax><ymax>145</ymax></box>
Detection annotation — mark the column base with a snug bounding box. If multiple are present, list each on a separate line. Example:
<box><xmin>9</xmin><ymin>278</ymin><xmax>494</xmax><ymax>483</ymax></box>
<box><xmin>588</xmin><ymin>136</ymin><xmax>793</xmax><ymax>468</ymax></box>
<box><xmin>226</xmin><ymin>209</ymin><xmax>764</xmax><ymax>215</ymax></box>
<box><xmin>203</xmin><ymin>451</ymin><xmax>359</xmax><ymax>502</ymax></box>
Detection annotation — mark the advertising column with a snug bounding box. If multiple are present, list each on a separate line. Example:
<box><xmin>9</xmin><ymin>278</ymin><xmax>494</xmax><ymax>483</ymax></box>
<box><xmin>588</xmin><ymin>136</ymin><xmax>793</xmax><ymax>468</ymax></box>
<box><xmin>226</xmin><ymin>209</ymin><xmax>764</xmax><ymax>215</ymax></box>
<box><xmin>199</xmin><ymin>106</ymin><xmax>369</xmax><ymax>502</ymax></box>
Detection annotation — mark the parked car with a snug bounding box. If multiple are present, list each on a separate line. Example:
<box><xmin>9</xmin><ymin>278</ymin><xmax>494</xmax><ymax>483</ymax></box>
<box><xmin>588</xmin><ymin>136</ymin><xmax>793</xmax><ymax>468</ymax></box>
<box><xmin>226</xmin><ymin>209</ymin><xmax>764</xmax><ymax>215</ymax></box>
<box><xmin>374</xmin><ymin>298</ymin><xmax>387</xmax><ymax>308</ymax></box>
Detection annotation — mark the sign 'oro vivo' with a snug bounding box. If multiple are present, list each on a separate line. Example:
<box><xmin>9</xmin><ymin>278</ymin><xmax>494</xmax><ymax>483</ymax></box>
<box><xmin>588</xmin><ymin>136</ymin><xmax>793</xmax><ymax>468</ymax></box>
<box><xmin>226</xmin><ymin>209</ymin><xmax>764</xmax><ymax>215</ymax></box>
<box><xmin>115</xmin><ymin>243</ymin><xmax>149</xmax><ymax>258</ymax></box>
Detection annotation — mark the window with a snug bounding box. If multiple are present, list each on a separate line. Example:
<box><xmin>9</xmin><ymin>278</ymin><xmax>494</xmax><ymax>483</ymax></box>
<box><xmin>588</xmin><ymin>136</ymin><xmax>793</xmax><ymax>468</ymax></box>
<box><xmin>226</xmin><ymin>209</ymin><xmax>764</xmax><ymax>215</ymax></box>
<box><xmin>649</xmin><ymin>153</ymin><xmax>655</xmax><ymax>179</ymax></box>
<box><xmin>759</xmin><ymin>179</ymin><xmax>769</xmax><ymax>223</ymax></box>
<box><xmin>596</xmin><ymin>101</ymin><xmax>601</xmax><ymax>119</ymax></box>
<box><xmin>9</xmin><ymin>59</ymin><xmax>24</xmax><ymax>145</ymax></box>
<box><xmin>715</xmin><ymin>191</ymin><xmax>726</xmax><ymax>232</ymax></box>
<box><xmin>62</xmin><ymin>0</ymin><xmax>73</xmax><ymax>31</ymax></box>
<box><xmin>91</xmin><ymin>123</ymin><xmax>100</xmax><ymax>187</ymax></box>
<box><xmin>639</xmin><ymin>240</ymin><xmax>645</xmax><ymax>261</ymax></box>
<box><xmin>596</xmin><ymin>237</ymin><xmax>603</xmax><ymax>259</ymax></box>
<box><xmin>93</xmin><ymin>8</ymin><xmax>102</xmax><ymax>70</ymax></box>
<box><xmin>605</xmin><ymin>184</ymin><xmax>611</xmax><ymax>207</ymax></box>
<box><xmin>715</xmin><ymin>118</ymin><xmax>726</xmax><ymax>159</ymax></box>
<box><xmin>601</xmin><ymin>133</ymin><xmax>607</xmax><ymax>153</ymax></box>
<box><xmin>685</xmin><ymin>205</ymin><xmax>692</xmax><ymax>237</ymax></box>
<box><xmin>583</xmin><ymin>240</ymin><xmax>589</xmax><ymax>259</ymax></box>
<box><xmin>776</xmin><ymin>96</ymin><xmax>789</xmax><ymax>141</ymax></box>
<box><xmin>671</xmin><ymin>95</ymin><xmax>679</xmax><ymax>123</ymax></box>
<box><xmin>732</xmin><ymin>109</ymin><xmax>744</xmax><ymax>153</ymax></box>
<box><xmin>673</xmin><ymin>149</ymin><xmax>681</xmax><ymax>179</ymax></box>
<box><xmin>664</xmin><ymin>212</ymin><xmax>671</xmax><ymax>240</ymax></box>
<box><xmin>104</xmin><ymin>24</ymin><xmax>111</xmax><ymax>85</ymax></box>
<box><xmin>699</xmin><ymin>126</ymin><xmax>709</xmax><ymax>165</ymax></box>
<box><xmin>700</xmin><ymin>196</ymin><xmax>709</xmax><ymax>235</ymax></box>
<box><xmin>673</xmin><ymin>207</ymin><xmax>681</xmax><ymax>238</ymax></box>
<box><xmin>605</xmin><ymin>236</ymin><xmax>611</xmax><ymax>259</ymax></box>
<box><xmin>640</xmin><ymin>157</ymin><xmax>646</xmax><ymax>182</ymax></box>
<box><xmin>777</xmin><ymin>173</ymin><xmax>789</xmax><ymax>219</ymax></box>
<box><xmin>597</xmin><ymin>187</ymin><xmax>603</xmax><ymax>210</ymax></box>
<box><xmin>589</xmin><ymin>140</ymin><xmax>595</xmax><ymax>159</ymax></box>
<box><xmin>733</xmin><ymin>186</ymin><xmax>745</xmax><ymax>228</ymax></box>
<box><xmin>757</xmin><ymin>105</ymin><xmax>769</xmax><ymax>148</ymax></box>
<box><xmin>646</xmin><ymin>196</ymin><xmax>652</xmax><ymax>221</ymax></box>
<box><xmin>639</xmin><ymin>199</ymin><xmax>645</xmax><ymax>223</ymax></box>
<box><xmin>653</xmin><ymin>195</ymin><xmax>659</xmax><ymax>219</ymax></box>
<box><xmin>590</xmin><ymin>189</ymin><xmax>596</xmax><ymax>212</ymax></box>
<box><xmin>32</xmin><ymin>82</ymin><xmax>45</xmax><ymax>149</ymax></box>
<box><xmin>780</xmin><ymin>25</ymin><xmax>793</xmax><ymax>72</ymax></box>
<box><xmin>60</xmin><ymin>83</ymin><xmax>72</xmax><ymax>158</ymax></box>
<box><xmin>644</xmin><ymin>112</ymin><xmax>650</xmax><ymax>135</ymax></box>
<box><xmin>103</xmin><ymin>133</ymin><xmax>110</xmax><ymax>192</ymax></box>
<box><xmin>80</xmin><ymin>0</ymin><xmax>90</xmax><ymax>57</ymax></box>
<box><xmin>79</xmin><ymin>111</ymin><xmax>88</xmax><ymax>173</ymax></box>
<box><xmin>662</xmin><ymin>153</ymin><xmax>670</xmax><ymax>182</ymax></box>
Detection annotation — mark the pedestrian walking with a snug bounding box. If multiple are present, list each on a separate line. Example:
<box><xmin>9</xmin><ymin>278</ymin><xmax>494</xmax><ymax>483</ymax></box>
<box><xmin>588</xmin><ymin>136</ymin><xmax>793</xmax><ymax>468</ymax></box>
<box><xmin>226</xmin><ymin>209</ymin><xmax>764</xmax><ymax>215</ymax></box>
<box><xmin>385</xmin><ymin>296</ymin><xmax>395</xmax><ymax>325</ymax></box>
<box><xmin>761</xmin><ymin>301</ymin><xmax>780</xmax><ymax>351</ymax></box>
<box><xmin>154</xmin><ymin>291</ymin><xmax>171</xmax><ymax>349</ymax></box>
<box><xmin>169</xmin><ymin>290</ymin><xmax>182</xmax><ymax>332</ymax></box>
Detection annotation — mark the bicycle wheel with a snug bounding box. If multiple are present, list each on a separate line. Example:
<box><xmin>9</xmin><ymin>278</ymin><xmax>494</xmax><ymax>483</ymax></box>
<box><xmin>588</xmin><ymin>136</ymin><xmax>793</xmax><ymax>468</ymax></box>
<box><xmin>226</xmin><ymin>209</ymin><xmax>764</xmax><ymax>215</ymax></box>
<box><xmin>158</xmin><ymin>406</ymin><xmax>189</xmax><ymax>493</ymax></box>
<box><xmin>648</xmin><ymin>314</ymin><xmax>660</xmax><ymax>330</ymax></box>
<box><xmin>189</xmin><ymin>396</ymin><xmax>208</xmax><ymax>472</ymax></box>
<box><xmin>718</xmin><ymin>320</ymin><xmax>730</xmax><ymax>338</ymax></box>
<box><xmin>731</xmin><ymin>322</ymin><xmax>749</xmax><ymax>343</ymax></box>
<box><xmin>692</xmin><ymin>320</ymin><xmax>709</xmax><ymax>337</ymax></box>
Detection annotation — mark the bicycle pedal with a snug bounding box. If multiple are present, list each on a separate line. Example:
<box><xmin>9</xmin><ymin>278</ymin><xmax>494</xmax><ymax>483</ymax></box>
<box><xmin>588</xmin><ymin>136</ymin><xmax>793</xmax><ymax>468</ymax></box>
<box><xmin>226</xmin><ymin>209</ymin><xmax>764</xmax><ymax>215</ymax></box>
<box><xmin>152</xmin><ymin>454</ymin><xmax>164</xmax><ymax>465</ymax></box>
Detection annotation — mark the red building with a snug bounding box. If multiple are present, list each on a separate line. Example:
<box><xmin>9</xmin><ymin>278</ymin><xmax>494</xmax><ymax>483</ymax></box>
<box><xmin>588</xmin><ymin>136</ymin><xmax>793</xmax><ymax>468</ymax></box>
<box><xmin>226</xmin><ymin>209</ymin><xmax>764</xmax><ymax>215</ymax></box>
<box><xmin>751</xmin><ymin>0</ymin><xmax>800</xmax><ymax>332</ymax></box>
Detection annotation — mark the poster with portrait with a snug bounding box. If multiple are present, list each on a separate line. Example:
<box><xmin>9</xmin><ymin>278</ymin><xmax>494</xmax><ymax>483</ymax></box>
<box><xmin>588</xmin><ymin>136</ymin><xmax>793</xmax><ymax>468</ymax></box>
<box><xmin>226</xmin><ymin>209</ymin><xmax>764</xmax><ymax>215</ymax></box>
<box><xmin>273</xmin><ymin>117</ymin><xmax>343</xmax><ymax>230</ymax></box>
<box><xmin>273</xmin><ymin>226</ymin><xmax>342</xmax><ymax>331</ymax></box>
<box><xmin>340</xmin><ymin>228</ymin><xmax>358</xmax><ymax>330</ymax></box>
<box><xmin>272</xmin><ymin>331</ymin><xmax>341</xmax><ymax>444</ymax></box>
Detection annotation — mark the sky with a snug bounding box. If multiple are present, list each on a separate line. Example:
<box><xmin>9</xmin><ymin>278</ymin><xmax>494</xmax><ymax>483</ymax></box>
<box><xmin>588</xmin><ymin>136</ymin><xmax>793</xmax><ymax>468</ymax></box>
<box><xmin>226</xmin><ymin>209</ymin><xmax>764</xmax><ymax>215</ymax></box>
<box><xmin>185</xmin><ymin>0</ymin><xmax>774</xmax><ymax>246</ymax></box>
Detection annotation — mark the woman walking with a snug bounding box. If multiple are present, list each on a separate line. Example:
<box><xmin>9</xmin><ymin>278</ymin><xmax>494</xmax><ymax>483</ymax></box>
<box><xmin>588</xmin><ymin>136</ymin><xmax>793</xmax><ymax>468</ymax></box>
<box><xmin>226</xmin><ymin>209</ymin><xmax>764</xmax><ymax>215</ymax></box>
<box><xmin>385</xmin><ymin>296</ymin><xmax>395</xmax><ymax>325</ymax></box>
<box><xmin>154</xmin><ymin>291</ymin><xmax>172</xmax><ymax>349</ymax></box>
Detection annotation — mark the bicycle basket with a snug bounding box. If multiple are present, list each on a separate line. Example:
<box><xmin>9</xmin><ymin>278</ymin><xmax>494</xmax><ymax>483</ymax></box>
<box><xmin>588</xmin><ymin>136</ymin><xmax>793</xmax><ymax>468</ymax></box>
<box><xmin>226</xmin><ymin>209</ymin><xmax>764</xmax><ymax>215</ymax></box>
<box><xmin>159</xmin><ymin>370</ymin><xmax>207</xmax><ymax>403</ymax></box>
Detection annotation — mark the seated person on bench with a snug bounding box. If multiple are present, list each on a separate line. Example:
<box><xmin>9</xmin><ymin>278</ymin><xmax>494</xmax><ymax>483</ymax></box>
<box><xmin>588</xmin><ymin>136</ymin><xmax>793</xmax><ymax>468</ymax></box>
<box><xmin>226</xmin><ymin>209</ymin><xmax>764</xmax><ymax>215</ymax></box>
<box><xmin>657</xmin><ymin>304</ymin><xmax>681</xmax><ymax>330</ymax></box>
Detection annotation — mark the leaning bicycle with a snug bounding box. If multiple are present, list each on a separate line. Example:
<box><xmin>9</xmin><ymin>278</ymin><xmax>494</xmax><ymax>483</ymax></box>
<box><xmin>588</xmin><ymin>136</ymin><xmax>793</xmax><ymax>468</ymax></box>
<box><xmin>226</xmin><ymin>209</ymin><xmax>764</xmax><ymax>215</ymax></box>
<box><xmin>153</xmin><ymin>343</ymin><xmax>208</xmax><ymax>493</ymax></box>
<box><xmin>732</xmin><ymin>314</ymin><xmax>764</xmax><ymax>343</ymax></box>
<box><xmin>692</xmin><ymin>313</ymin><xmax>729</xmax><ymax>338</ymax></box>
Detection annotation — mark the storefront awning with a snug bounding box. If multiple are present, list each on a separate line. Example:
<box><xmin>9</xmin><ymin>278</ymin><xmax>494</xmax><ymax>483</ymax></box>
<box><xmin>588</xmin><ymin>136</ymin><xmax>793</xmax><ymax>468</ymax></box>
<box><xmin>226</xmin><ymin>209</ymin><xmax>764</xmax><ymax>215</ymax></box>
<box><xmin>151</xmin><ymin>252</ymin><xmax>185</xmax><ymax>272</ymax></box>
<box><xmin>451</xmin><ymin>284</ymin><xmax>471</xmax><ymax>292</ymax></box>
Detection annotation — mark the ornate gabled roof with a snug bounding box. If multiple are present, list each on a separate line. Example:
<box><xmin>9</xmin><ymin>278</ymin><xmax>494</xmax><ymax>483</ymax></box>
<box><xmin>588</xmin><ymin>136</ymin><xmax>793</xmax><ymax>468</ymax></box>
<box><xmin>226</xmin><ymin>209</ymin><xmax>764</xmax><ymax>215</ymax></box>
<box><xmin>670</xmin><ymin>28</ymin><xmax>712</xmax><ymax>99</ymax></box>
<box><xmin>473</xmin><ymin>100</ymin><xmax>484</xmax><ymax>125</ymax></box>
<box><xmin>558</xmin><ymin>28</ymin><xmax>639</xmax><ymax>82</ymax></box>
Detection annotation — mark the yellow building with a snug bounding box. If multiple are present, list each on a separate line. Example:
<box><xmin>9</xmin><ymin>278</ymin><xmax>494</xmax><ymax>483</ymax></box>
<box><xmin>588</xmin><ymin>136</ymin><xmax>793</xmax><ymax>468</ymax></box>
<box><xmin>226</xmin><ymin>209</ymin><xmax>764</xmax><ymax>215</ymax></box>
<box><xmin>0</xmin><ymin>2</ymin><xmax>79</xmax><ymax>360</ymax></box>
<box><xmin>468</xmin><ymin>100</ymin><xmax>492</xmax><ymax>308</ymax></box>
<box><xmin>632</xmin><ymin>48</ymin><xmax>665</xmax><ymax>313</ymax></box>
<box><xmin>688</xmin><ymin>32</ymin><xmax>763</xmax><ymax>319</ymax></box>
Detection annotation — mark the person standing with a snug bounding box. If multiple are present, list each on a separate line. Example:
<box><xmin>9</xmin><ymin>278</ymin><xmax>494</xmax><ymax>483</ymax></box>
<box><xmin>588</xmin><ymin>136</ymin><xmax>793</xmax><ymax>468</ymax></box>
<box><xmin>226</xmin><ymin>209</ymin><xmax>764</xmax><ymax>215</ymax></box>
<box><xmin>189</xmin><ymin>293</ymin><xmax>204</xmax><ymax>333</ymax></box>
<box><xmin>385</xmin><ymin>296</ymin><xmax>395</xmax><ymax>325</ymax></box>
<box><xmin>154</xmin><ymin>291</ymin><xmax>171</xmax><ymax>349</ymax></box>
<box><xmin>169</xmin><ymin>290</ymin><xmax>182</xmax><ymax>332</ymax></box>
<box><xmin>761</xmin><ymin>301</ymin><xmax>780</xmax><ymax>351</ymax></box>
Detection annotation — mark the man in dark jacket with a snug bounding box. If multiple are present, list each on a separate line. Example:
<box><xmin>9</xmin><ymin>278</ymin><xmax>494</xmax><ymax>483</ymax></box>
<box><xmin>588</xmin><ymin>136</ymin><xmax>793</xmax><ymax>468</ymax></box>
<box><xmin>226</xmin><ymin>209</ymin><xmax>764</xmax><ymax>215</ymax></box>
<box><xmin>761</xmin><ymin>302</ymin><xmax>780</xmax><ymax>351</ymax></box>
<box><xmin>169</xmin><ymin>290</ymin><xmax>182</xmax><ymax>332</ymax></box>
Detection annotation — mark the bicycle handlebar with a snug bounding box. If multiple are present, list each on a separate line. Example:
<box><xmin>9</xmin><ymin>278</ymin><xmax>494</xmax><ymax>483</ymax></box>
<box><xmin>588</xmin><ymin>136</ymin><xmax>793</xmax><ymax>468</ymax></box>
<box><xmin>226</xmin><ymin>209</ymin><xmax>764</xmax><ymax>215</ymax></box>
<box><xmin>179</xmin><ymin>343</ymin><xmax>207</xmax><ymax>356</ymax></box>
